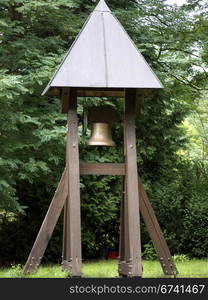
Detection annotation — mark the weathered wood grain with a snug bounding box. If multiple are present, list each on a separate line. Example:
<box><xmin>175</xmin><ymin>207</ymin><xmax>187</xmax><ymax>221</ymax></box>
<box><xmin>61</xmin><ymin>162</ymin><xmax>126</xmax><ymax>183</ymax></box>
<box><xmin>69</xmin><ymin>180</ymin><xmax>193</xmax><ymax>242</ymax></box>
<box><xmin>80</xmin><ymin>163</ymin><xmax>125</xmax><ymax>175</ymax></box>
<box><xmin>138</xmin><ymin>176</ymin><xmax>178</xmax><ymax>276</ymax></box>
<box><xmin>77</xmin><ymin>89</ymin><xmax>124</xmax><ymax>98</ymax></box>
<box><xmin>63</xmin><ymin>88</ymin><xmax>82</xmax><ymax>277</ymax></box>
<box><xmin>23</xmin><ymin>168</ymin><xmax>68</xmax><ymax>274</ymax></box>
<box><xmin>118</xmin><ymin>89</ymin><xmax>142</xmax><ymax>277</ymax></box>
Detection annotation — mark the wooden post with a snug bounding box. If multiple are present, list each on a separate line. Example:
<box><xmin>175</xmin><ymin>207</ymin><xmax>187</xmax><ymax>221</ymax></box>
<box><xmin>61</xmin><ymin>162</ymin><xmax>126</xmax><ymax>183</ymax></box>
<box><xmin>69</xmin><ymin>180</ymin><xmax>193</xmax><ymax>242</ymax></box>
<box><xmin>62</xmin><ymin>88</ymin><xmax>82</xmax><ymax>277</ymax></box>
<box><xmin>62</xmin><ymin>89</ymin><xmax>70</xmax><ymax>265</ymax></box>
<box><xmin>119</xmin><ymin>89</ymin><xmax>142</xmax><ymax>277</ymax></box>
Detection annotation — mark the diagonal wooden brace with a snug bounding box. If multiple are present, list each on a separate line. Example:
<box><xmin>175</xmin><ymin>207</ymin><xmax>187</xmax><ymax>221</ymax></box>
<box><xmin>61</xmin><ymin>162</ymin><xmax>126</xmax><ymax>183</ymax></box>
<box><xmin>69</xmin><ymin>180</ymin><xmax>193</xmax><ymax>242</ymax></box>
<box><xmin>23</xmin><ymin>168</ymin><xmax>68</xmax><ymax>275</ymax></box>
<box><xmin>138</xmin><ymin>175</ymin><xmax>178</xmax><ymax>276</ymax></box>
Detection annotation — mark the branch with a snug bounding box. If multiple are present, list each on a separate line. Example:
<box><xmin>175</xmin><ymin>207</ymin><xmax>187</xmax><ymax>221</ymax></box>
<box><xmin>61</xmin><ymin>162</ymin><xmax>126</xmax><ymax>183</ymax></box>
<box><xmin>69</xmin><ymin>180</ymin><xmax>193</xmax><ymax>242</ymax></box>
<box><xmin>148</xmin><ymin>13</ymin><xmax>170</xmax><ymax>27</ymax></box>
<box><xmin>158</xmin><ymin>61</ymin><xmax>208</xmax><ymax>91</ymax></box>
<box><xmin>160</xmin><ymin>48</ymin><xmax>200</xmax><ymax>58</ymax></box>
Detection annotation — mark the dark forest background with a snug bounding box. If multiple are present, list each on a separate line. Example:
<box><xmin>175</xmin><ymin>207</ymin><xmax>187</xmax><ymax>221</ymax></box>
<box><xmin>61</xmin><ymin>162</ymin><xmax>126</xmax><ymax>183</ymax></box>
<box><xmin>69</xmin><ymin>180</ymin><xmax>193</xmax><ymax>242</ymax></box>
<box><xmin>0</xmin><ymin>0</ymin><xmax>208</xmax><ymax>265</ymax></box>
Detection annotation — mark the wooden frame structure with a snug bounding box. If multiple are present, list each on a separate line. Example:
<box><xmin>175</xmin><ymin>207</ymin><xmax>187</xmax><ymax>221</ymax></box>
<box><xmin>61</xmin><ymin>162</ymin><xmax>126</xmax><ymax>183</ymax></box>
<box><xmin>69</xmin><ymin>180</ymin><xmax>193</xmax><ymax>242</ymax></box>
<box><xmin>23</xmin><ymin>87</ymin><xmax>178</xmax><ymax>277</ymax></box>
<box><xmin>23</xmin><ymin>0</ymin><xmax>178</xmax><ymax>277</ymax></box>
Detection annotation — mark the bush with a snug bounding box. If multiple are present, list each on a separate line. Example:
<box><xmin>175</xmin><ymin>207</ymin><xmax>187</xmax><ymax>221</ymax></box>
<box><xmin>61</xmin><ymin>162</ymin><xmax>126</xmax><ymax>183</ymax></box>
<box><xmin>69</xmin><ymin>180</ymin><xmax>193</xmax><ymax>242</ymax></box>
<box><xmin>173</xmin><ymin>254</ymin><xmax>190</xmax><ymax>263</ymax></box>
<box><xmin>147</xmin><ymin>160</ymin><xmax>208</xmax><ymax>258</ymax></box>
<box><xmin>142</xmin><ymin>243</ymin><xmax>157</xmax><ymax>261</ymax></box>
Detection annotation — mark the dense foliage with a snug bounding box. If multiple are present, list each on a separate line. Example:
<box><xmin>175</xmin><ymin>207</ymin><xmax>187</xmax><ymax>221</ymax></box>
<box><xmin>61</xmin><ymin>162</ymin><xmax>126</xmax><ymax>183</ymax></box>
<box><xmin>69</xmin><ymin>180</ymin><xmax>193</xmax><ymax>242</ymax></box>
<box><xmin>0</xmin><ymin>0</ymin><xmax>208</xmax><ymax>265</ymax></box>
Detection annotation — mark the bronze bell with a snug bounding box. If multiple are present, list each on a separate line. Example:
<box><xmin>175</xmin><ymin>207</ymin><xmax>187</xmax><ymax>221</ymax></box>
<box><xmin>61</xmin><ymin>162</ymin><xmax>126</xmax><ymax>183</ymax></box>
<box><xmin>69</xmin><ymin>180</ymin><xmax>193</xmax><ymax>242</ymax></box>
<box><xmin>86</xmin><ymin>105</ymin><xmax>119</xmax><ymax>147</ymax></box>
<box><xmin>87</xmin><ymin>122</ymin><xmax>115</xmax><ymax>146</ymax></box>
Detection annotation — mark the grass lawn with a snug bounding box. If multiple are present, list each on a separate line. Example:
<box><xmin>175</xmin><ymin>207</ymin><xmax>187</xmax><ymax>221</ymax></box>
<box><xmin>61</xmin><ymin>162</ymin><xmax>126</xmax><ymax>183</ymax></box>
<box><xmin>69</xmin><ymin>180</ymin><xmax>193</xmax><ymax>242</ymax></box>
<box><xmin>0</xmin><ymin>259</ymin><xmax>207</xmax><ymax>278</ymax></box>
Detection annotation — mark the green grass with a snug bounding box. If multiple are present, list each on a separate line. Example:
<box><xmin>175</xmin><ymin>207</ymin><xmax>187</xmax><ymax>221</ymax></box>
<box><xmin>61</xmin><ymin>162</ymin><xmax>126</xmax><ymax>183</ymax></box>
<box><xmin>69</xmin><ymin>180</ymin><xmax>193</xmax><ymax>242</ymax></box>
<box><xmin>0</xmin><ymin>259</ymin><xmax>207</xmax><ymax>278</ymax></box>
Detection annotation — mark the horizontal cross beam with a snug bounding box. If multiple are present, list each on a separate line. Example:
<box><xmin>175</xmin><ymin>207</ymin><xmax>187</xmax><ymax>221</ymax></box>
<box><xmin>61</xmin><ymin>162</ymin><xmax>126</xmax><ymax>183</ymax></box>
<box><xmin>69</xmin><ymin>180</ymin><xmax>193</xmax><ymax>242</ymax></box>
<box><xmin>77</xmin><ymin>89</ymin><xmax>124</xmax><ymax>98</ymax></box>
<box><xmin>80</xmin><ymin>163</ymin><xmax>125</xmax><ymax>176</ymax></box>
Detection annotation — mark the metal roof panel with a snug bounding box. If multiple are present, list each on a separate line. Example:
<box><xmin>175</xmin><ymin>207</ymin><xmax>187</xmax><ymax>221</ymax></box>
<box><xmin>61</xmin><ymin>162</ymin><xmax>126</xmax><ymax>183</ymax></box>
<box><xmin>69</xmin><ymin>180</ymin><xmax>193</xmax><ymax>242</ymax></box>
<box><xmin>94</xmin><ymin>0</ymin><xmax>110</xmax><ymax>12</ymax></box>
<box><xmin>51</xmin><ymin>12</ymin><xmax>106</xmax><ymax>88</ymax></box>
<box><xmin>43</xmin><ymin>0</ymin><xmax>163</xmax><ymax>95</ymax></box>
<box><xmin>103</xmin><ymin>13</ymin><xmax>163</xmax><ymax>88</ymax></box>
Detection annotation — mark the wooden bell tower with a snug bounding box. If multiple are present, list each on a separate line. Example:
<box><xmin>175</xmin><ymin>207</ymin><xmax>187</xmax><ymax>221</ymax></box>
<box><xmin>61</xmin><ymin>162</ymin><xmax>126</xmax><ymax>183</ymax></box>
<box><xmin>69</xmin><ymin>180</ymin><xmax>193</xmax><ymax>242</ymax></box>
<box><xmin>23</xmin><ymin>0</ymin><xmax>178</xmax><ymax>278</ymax></box>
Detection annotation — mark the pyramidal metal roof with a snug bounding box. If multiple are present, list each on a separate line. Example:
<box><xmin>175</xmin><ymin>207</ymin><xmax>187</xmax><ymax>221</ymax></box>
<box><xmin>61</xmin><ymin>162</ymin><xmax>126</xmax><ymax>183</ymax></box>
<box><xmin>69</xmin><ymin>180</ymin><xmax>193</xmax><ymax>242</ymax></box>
<box><xmin>42</xmin><ymin>0</ymin><xmax>163</xmax><ymax>95</ymax></box>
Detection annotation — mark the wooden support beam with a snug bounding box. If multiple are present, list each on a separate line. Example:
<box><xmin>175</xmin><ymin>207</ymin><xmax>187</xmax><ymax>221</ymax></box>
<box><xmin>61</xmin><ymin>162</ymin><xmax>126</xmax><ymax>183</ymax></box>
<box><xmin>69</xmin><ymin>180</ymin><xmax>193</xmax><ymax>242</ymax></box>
<box><xmin>62</xmin><ymin>88</ymin><xmax>82</xmax><ymax>277</ymax></box>
<box><xmin>46</xmin><ymin>87</ymin><xmax>153</xmax><ymax>99</ymax></box>
<box><xmin>138</xmin><ymin>176</ymin><xmax>178</xmax><ymax>276</ymax></box>
<box><xmin>119</xmin><ymin>89</ymin><xmax>142</xmax><ymax>277</ymax></box>
<box><xmin>119</xmin><ymin>179</ymin><xmax>125</xmax><ymax>263</ymax></box>
<box><xmin>62</xmin><ymin>201</ymin><xmax>68</xmax><ymax>266</ymax></box>
<box><xmin>77</xmin><ymin>89</ymin><xmax>124</xmax><ymax>98</ymax></box>
<box><xmin>80</xmin><ymin>163</ymin><xmax>125</xmax><ymax>176</ymax></box>
<box><xmin>61</xmin><ymin>88</ymin><xmax>70</xmax><ymax>114</ymax></box>
<box><xmin>23</xmin><ymin>168</ymin><xmax>68</xmax><ymax>274</ymax></box>
<box><xmin>47</xmin><ymin>87</ymin><xmax>61</xmax><ymax>96</ymax></box>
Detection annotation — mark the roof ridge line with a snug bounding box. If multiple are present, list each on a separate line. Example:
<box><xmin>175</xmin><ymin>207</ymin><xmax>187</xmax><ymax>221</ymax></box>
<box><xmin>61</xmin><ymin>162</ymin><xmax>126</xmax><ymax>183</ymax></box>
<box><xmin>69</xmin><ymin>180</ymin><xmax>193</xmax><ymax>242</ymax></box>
<box><xmin>94</xmin><ymin>0</ymin><xmax>111</xmax><ymax>12</ymax></box>
<box><xmin>101</xmin><ymin>12</ymin><xmax>109</xmax><ymax>88</ymax></box>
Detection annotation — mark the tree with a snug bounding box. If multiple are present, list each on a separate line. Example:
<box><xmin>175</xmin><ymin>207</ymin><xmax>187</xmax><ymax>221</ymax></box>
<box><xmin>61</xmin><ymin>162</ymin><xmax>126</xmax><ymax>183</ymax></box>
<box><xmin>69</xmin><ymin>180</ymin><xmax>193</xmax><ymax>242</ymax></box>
<box><xmin>0</xmin><ymin>0</ymin><xmax>208</xmax><ymax>263</ymax></box>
